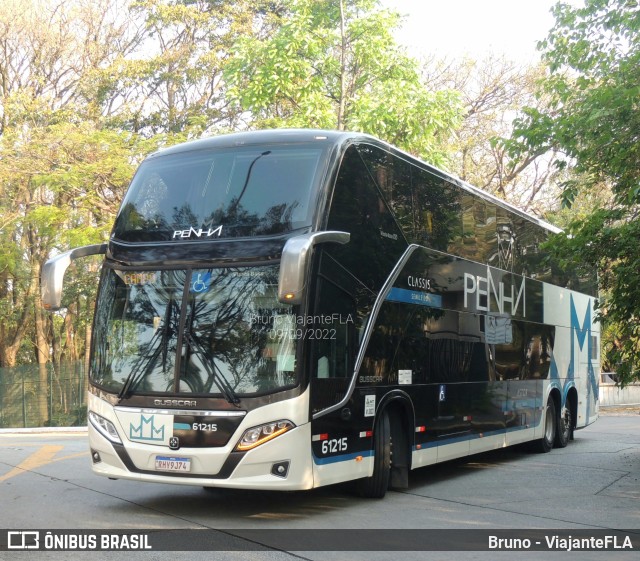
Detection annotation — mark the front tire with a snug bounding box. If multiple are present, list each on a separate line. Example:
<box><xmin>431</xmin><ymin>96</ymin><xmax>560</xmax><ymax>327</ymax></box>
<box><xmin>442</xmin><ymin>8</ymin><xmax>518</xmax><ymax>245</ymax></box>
<box><xmin>357</xmin><ymin>409</ymin><xmax>391</xmax><ymax>498</ymax></box>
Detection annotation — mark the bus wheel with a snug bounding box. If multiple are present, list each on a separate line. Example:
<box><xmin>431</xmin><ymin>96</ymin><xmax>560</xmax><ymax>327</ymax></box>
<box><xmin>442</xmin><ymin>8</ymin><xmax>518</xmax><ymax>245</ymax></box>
<box><xmin>555</xmin><ymin>401</ymin><xmax>573</xmax><ymax>448</ymax></box>
<box><xmin>357</xmin><ymin>409</ymin><xmax>391</xmax><ymax>498</ymax></box>
<box><xmin>534</xmin><ymin>397</ymin><xmax>556</xmax><ymax>453</ymax></box>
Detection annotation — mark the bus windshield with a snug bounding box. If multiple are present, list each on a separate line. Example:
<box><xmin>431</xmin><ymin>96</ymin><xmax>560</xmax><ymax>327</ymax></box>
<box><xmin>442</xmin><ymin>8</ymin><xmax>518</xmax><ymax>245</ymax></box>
<box><xmin>90</xmin><ymin>265</ymin><xmax>298</xmax><ymax>397</ymax></box>
<box><xmin>112</xmin><ymin>144</ymin><xmax>325</xmax><ymax>242</ymax></box>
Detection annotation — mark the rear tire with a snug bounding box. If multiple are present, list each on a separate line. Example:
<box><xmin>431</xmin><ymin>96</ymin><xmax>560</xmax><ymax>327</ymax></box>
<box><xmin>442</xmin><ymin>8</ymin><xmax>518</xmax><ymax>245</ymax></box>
<box><xmin>357</xmin><ymin>409</ymin><xmax>391</xmax><ymax>498</ymax></box>
<box><xmin>534</xmin><ymin>397</ymin><xmax>556</xmax><ymax>453</ymax></box>
<box><xmin>555</xmin><ymin>400</ymin><xmax>573</xmax><ymax>448</ymax></box>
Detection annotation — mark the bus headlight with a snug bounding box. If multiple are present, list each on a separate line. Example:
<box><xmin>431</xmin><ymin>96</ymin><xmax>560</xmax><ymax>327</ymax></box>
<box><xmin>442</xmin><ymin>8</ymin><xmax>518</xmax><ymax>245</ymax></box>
<box><xmin>235</xmin><ymin>420</ymin><xmax>295</xmax><ymax>451</ymax></box>
<box><xmin>89</xmin><ymin>411</ymin><xmax>122</xmax><ymax>444</ymax></box>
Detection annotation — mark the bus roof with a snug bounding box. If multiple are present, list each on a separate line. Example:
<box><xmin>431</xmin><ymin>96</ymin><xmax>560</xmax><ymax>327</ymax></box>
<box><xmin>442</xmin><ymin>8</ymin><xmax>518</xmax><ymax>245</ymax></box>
<box><xmin>151</xmin><ymin>129</ymin><xmax>354</xmax><ymax>156</ymax></box>
<box><xmin>151</xmin><ymin>128</ymin><xmax>561</xmax><ymax>235</ymax></box>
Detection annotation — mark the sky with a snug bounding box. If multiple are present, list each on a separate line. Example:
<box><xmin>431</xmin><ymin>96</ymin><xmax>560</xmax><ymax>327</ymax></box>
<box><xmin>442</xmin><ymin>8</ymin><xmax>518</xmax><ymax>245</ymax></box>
<box><xmin>382</xmin><ymin>0</ymin><xmax>575</xmax><ymax>62</ymax></box>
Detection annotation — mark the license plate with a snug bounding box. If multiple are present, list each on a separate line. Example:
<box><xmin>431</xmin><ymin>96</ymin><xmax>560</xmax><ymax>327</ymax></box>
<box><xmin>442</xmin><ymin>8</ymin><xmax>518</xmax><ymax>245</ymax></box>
<box><xmin>155</xmin><ymin>456</ymin><xmax>191</xmax><ymax>472</ymax></box>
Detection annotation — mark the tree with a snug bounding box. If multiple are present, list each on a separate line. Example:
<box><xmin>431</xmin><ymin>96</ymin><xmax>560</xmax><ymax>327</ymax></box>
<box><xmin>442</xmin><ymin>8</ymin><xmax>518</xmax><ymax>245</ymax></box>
<box><xmin>224</xmin><ymin>0</ymin><xmax>462</xmax><ymax>166</ymax></box>
<box><xmin>0</xmin><ymin>0</ymin><xmax>285</xmax><ymax>378</ymax></box>
<box><xmin>509</xmin><ymin>0</ymin><xmax>640</xmax><ymax>385</ymax></box>
<box><xmin>422</xmin><ymin>55</ymin><xmax>562</xmax><ymax>215</ymax></box>
<box><xmin>0</xmin><ymin>96</ymin><xmax>147</xmax><ymax>367</ymax></box>
<box><xmin>89</xmin><ymin>0</ymin><xmax>282</xmax><ymax>136</ymax></box>
<box><xmin>0</xmin><ymin>0</ymin><xmax>139</xmax><ymax>133</ymax></box>
<box><xmin>0</xmin><ymin>0</ymin><xmax>154</xmax><ymax>371</ymax></box>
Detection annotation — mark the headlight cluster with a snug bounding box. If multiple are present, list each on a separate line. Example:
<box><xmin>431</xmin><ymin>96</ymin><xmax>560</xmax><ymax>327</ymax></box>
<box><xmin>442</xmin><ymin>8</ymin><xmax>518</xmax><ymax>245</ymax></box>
<box><xmin>89</xmin><ymin>409</ymin><xmax>293</xmax><ymax>452</ymax></box>
<box><xmin>88</xmin><ymin>411</ymin><xmax>122</xmax><ymax>444</ymax></box>
<box><xmin>235</xmin><ymin>420</ymin><xmax>294</xmax><ymax>451</ymax></box>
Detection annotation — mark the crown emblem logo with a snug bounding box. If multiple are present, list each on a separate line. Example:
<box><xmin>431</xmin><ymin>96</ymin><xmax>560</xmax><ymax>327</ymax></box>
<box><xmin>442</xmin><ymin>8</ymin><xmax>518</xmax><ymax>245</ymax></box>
<box><xmin>130</xmin><ymin>415</ymin><xmax>165</xmax><ymax>441</ymax></box>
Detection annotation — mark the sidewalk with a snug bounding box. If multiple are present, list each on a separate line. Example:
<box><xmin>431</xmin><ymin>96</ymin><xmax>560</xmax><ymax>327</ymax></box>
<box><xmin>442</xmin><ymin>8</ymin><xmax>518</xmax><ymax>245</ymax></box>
<box><xmin>599</xmin><ymin>405</ymin><xmax>640</xmax><ymax>416</ymax></box>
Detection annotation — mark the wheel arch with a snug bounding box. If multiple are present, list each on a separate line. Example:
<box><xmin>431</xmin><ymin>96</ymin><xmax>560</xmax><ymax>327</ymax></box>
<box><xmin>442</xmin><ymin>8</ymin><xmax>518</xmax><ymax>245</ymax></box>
<box><xmin>564</xmin><ymin>385</ymin><xmax>578</xmax><ymax>430</ymax></box>
<box><xmin>548</xmin><ymin>385</ymin><xmax>562</xmax><ymax>417</ymax></box>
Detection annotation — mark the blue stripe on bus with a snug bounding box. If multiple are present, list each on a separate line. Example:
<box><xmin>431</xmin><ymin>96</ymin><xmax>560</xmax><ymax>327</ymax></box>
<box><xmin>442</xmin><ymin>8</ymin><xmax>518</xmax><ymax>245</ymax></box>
<box><xmin>312</xmin><ymin>450</ymin><xmax>374</xmax><ymax>465</ymax></box>
<box><xmin>173</xmin><ymin>423</ymin><xmax>192</xmax><ymax>430</ymax></box>
<box><xmin>316</xmin><ymin>426</ymin><xmax>539</xmax><ymax>462</ymax></box>
<box><xmin>385</xmin><ymin>287</ymin><xmax>443</xmax><ymax>308</ymax></box>
<box><xmin>412</xmin><ymin>424</ymin><xmax>536</xmax><ymax>451</ymax></box>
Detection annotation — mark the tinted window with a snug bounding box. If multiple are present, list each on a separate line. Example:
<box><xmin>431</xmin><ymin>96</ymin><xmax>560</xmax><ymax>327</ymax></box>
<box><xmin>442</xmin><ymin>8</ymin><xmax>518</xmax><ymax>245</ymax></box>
<box><xmin>326</xmin><ymin>145</ymin><xmax>406</xmax><ymax>292</ymax></box>
<box><xmin>113</xmin><ymin>145</ymin><xmax>326</xmax><ymax>242</ymax></box>
<box><xmin>309</xmin><ymin>277</ymin><xmax>356</xmax><ymax>413</ymax></box>
<box><xmin>361</xmin><ymin>302</ymin><xmax>489</xmax><ymax>385</ymax></box>
<box><xmin>353</xmin><ymin>143</ymin><xmax>582</xmax><ymax>287</ymax></box>
<box><xmin>458</xmin><ymin>193</ymin><xmax>497</xmax><ymax>264</ymax></box>
<box><xmin>358</xmin><ymin>145</ymin><xmax>415</xmax><ymax>242</ymax></box>
<box><xmin>91</xmin><ymin>266</ymin><xmax>298</xmax><ymax>396</ymax></box>
<box><xmin>411</xmin><ymin>167</ymin><xmax>463</xmax><ymax>251</ymax></box>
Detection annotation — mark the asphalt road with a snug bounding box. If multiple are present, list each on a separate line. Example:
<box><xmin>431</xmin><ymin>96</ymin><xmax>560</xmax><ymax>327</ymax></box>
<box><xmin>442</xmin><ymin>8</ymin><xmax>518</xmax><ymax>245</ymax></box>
<box><xmin>1</xmin><ymin>409</ymin><xmax>638</xmax><ymax>561</ymax></box>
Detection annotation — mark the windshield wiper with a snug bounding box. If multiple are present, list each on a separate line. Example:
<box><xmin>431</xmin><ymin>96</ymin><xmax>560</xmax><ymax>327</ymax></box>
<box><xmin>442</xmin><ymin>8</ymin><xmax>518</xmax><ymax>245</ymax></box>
<box><xmin>182</xmin><ymin>328</ymin><xmax>240</xmax><ymax>406</ymax></box>
<box><xmin>228</xmin><ymin>150</ymin><xmax>271</xmax><ymax>215</ymax></box>
<box><xmin>117</xmin><ymin>296</ymin><xmax>176</xmax><ymax>402</ymax></box>
<box><xmin>117</xmin><ymin>335</ymin><xmax>162</xmax><ymax>402</ymax></box>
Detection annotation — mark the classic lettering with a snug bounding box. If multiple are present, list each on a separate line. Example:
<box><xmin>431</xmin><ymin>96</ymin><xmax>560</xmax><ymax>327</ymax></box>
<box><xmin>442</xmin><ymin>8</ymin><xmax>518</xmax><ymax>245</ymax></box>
<box><xmin>407</xmin><ymin>275</ymin><xmax>432</xmax><ymax>290</ymax></box>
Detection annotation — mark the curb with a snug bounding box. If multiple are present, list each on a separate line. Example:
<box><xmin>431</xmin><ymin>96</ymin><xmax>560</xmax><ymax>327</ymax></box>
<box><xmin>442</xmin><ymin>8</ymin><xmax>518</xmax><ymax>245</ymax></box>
<box><xmin>0</xmin><ymin>426</ymin><xmax>88</xmax><ymax>435</ymax></box>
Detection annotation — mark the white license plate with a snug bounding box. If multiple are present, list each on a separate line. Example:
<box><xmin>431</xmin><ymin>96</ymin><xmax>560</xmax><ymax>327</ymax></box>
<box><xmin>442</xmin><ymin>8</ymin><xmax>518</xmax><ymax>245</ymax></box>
<box><xmin>155</xmin><ymin>456</ymin><xmax>191</xmax><ymax>472</ymax></box>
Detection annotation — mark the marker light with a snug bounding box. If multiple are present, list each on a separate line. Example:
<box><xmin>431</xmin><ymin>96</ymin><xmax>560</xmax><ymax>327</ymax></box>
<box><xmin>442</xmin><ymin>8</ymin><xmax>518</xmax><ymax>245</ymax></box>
<box><xmin>88</xmin><ymin>411</ymin><xmax>122</xmax><ymax>444</ymax></box>
<box><xmin>283</xmin><ymin>293</ymin><xmax>296</xmax><ymax>301</ymax></box>
<box><xmin>235</xmin><ymin>420</ymin><xmax>295</xmax><ymax>451</ymax></box>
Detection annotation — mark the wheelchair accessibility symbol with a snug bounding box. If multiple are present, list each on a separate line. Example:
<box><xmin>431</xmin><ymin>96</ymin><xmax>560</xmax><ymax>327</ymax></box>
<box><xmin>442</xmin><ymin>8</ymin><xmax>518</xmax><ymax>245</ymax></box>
<box><xmin>190</xmin><ymin>272</ymin><xmax>212</xmax><ymax>293</ymax></box>
<box><xmin>439</xmin><ymin>384</ymin><xmax>446</xmax><ymax>402</ymax></box>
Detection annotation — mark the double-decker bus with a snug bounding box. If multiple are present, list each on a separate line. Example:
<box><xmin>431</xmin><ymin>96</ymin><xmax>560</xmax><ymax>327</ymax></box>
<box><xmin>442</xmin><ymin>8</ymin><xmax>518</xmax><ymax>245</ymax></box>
<box><xmin>42</xmin><ymin>129</ymin><xmax>599</xmax><ymax>497</ymax></box>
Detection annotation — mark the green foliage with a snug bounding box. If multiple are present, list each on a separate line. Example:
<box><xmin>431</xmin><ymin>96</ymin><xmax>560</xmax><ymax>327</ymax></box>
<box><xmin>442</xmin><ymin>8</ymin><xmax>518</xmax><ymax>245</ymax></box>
<box><xmin>0</xmin><ymin>0</ymin><xmax>467</xmax><ymax>370</ymax></box>
<box><xmin>1</xmin><ymin>101</ymin><xmax>147</xmax><ymax>247</ymax></box>
<box><xmin>0</xmin><ymin>88</ymin><xmax>164</xmax><ymax>367</ymax></box>
<box><xmin>225</xmin><ymin>0</ymin><xmax>463</xmax><ymax>165</ymax></box>
<box><xmin>511</xmin><ymin>0</ymin><xmax>640</xmax><ymax>385</ymax></box>
<box><xmin>89</xmin><ymin>0</ymin><xmax>279</xmax><ymax>137</ymax></box>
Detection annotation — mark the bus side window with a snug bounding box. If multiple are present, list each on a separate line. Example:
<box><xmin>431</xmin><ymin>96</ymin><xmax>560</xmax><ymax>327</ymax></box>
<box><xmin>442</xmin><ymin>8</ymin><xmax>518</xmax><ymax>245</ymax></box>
<box><xmin>310</xmin><ymin>277</ymin><xmax>356</xmax><ymax>413</ymax></box>
<box><xmin>312</xmin><ymin>279</ymin><xmax>355</xmax><ymax>380</ymax></box>
<box><xmin>326</xmin><ymin>144</ymin><xmax>406</xmax><ymax>292</ymax></box>
<box><xmin>411</xmin><ymin>167</ymin><xmax>462</xmax><ymax>251</ymax></box>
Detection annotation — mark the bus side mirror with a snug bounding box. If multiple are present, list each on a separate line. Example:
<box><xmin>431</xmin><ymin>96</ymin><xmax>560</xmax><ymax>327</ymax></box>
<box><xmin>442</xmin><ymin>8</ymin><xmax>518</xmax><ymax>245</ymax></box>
<box><xmin>41</xmin><ymin>244</ymin><xmax>107</xmax><ymax>311</ymax></box>
<box><xmin>278</xmin><ymin>231</ymin><xmax>350</xmax><ymax>304</ymax></box>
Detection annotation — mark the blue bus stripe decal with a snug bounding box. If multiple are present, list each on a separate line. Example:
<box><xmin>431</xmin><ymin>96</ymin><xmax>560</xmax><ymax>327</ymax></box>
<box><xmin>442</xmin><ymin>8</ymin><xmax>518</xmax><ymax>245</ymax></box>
<box><xmin>313</xmin><ymin>450</ymin><xmax>374</xmax><ymax>465</ymax></box>
<box><xmin>412</xmin><ymin>424</ymin><xmax>537</xmax><ymax>451</ymax></box>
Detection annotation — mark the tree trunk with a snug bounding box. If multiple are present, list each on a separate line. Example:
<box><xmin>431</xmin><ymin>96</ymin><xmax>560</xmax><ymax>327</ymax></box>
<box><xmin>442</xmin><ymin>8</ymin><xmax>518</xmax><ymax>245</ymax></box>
<box><xmin>64</xmin><ymin>304</ymin><xmax>78</xmax><ymax>362</ymax></box>
<box><xmin>337</xmin><ymin>0</ymin><xmax>347</xmax><ymax>130</ymax></box>
<box><xmin>34</xmin><ymin>262</ymin><xmax>50</xmax><ymax>366</ymax></box>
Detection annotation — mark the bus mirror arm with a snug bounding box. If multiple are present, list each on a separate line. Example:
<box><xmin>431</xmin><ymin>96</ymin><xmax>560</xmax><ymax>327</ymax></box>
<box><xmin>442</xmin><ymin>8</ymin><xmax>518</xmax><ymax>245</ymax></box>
<box><xmin>41</xmin><ymin>244</ymin><xmax>107</xmax><ymax>311</ymax></box>
<box><xmin>278</xmin><ymin>231</ymin><xmax>350</xmax><ymax>305</ymax></box>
